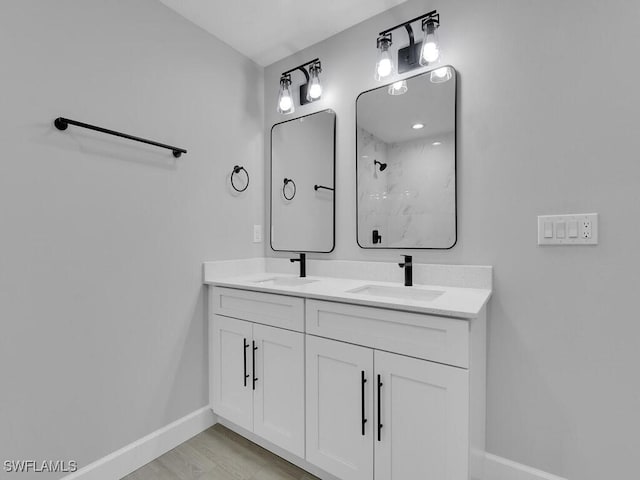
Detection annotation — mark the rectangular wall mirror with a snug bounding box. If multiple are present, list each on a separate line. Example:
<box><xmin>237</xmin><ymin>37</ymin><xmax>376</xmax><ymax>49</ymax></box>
<box><xmin>271</xmin><ymin>109</ymin><xmax>336</xmax><ymax>252</ymax></box>
<box><xmin>356</xmin><ymin>67</ymin><xmax>457</xmax><ymax>249</ymax></box>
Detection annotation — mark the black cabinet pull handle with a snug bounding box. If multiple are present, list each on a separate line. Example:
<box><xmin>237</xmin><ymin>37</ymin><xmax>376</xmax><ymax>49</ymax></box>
<box><xmin>377</xmin><ymin>374</ymin><xmax>383</xmax><ymax>442</ymax></box>
<box><xmin>252</xmin><ymin>341</ymin><xmax>258</xmax><ymax>390</ymax></box>
<box><xmin>243</xmin><ymin>338</ymin><xmax>249</xmax><ymax>387</ymax></box>
<box><xmin>361</xmin><ymin>370</ymin><xmax>368</xmax><ymax>436</ymax></box>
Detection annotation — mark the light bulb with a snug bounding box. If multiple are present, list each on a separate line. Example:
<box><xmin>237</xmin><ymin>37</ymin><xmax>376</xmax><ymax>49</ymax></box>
<box><xmin>422</xmin><ymin>43</ymin><xmax>439</xmax><ymax>62</ymax></box>
<box><xmin>279</xmin><ymin>95</ymin><xmax>293</xmax><ymax>111</ymax></box>
<box><xmin>375</xmin><ymin>34</ymin><xmax>394</xmax><ymax>81</ymax></box>
<box><xmin>307</xmin><ymin>63</ymin><xmax>322</xmax><ymax>101</ymax></box>
<box><xmin>420</xmin><ymin>19</ymin><xmax>440</xmax><ymax>66</ymax></box>
<box><xmin>377</xmin><ymin>56</ymin><xmax>392</xmax><ymax>78</ymax></box>
<box><xmin>388</xmin><ymin>80</ymin><xmax>408</xmax><ymax>96</ymax></box>
<box><xmin>277</xmin><ymin>74</ymin><xmax>295</xmax><ymax>114</ymax></box>
<box><xmin>309</xmin><ymin>82</ymin><xmax>322</xmax><ymax>100</ymax></box>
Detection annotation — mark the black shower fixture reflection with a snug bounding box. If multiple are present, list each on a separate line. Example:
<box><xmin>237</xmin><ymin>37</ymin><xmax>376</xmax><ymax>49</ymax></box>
<box><xmin>374</xmin><ymin>160</ymin><xmax>387</xmax><ymax>172</ymax></box>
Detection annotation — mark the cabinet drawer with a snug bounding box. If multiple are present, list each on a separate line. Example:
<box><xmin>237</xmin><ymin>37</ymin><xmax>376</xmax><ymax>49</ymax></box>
<box><xmin>306</xmin><ymin>299</ymin><xmax>469</xmax><ymax>368</ymax></box>
<box><xmin>210</xmin><ymin>286</ymin><xmax>304</xmax><ymax>332</ymax></box>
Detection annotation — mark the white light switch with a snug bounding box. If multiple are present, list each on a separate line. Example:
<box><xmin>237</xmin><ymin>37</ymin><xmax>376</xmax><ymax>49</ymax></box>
<box><xmin>538</xmin><ymin>213</ymin><xmax>598</xmax><ymax>245</ymax></box>
<box><xmin>253</xmin><ymin>224</ymin><xmax>263</xmax><ymax>243</ymax></box>
<box><xmin>568</xmin><ymin>220</ymin><xmax>578</xmax><ymax>238</ymax></box>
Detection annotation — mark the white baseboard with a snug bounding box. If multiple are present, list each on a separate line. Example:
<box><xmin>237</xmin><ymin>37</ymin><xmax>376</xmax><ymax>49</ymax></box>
<box><xmin>60</xmin><ymin>408</ymin><xmax>566</xmax><ymax>480</ymax></box>
<box><xmin>485</xmin><ymin>453</ymin><xmax>568</xmax><ymax>480</ymax></box>
<box><xmin>62</xmin><ymin>407</ymin><xmax>216</xmax><ymax>480</ymax></box>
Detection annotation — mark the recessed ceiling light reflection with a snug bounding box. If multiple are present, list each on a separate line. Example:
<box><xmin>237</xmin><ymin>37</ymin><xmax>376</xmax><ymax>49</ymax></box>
<box><xmin>412</xmin><ymin>123</ymin><xmax>424</xmax><ymax>130</ymax></box>
<box><xmin>432</xmin><ymin>141</ymin><xmax>442</xmax><ymax>146</ymax></box>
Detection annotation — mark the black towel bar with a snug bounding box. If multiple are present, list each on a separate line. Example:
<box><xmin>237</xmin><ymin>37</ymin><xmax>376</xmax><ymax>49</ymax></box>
<box><xmin>54</xmin><ymin>117</ymin><xmax>187</xmax><ymax>158</ymax></box>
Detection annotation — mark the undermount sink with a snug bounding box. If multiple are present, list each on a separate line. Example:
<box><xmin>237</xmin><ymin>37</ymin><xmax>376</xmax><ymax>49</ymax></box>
<box><xmin>346</xmin><ymin>285</ymin><xmax>444</xmax><ymax>302</ymax></box>
<box><xmin>252</xmin><ymin>277</ymin><xmax>318</xmax><ymax>287</ymax></box>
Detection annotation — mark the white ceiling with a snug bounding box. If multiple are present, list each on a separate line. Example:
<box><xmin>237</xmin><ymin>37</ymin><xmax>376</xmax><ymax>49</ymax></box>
<box><xmin>159</xmin><ymin>0</ymin><xmax>409</xmax><ymax>66</ymax></box>
<box><xmin>358</xmin><ymin>73</ymin><xmax>455</xmax><ymax>143</ymax></box>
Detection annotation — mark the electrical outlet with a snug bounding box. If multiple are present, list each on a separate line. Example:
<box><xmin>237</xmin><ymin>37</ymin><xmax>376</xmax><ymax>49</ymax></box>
<box><xmin>253</xmin><ymin>225</ymin><xmax>262</xmax><ymax>243</ymax></box>
<box><xmin>538</xmin><ymin>213</ymin><xmax>598</xmax><ymax>245</ymax></box>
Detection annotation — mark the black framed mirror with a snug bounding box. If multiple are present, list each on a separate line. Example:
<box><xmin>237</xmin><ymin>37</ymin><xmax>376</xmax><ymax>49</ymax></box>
<box><xmin>356</xmin><ymin>66</ymin><xmax>457</xmax><ymax>249</ymax></box>
<box><xmin>270</xmin><ymin>109</ymin><xmax>336</xmax><ymax>252</ymax></box>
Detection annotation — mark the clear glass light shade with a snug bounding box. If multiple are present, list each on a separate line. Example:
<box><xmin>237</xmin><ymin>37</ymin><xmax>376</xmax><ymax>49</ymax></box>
<box><xmin>419</xmin><ymin>21</ymin><xmax>440</xmax><ymax>66</ymax></box>
<box><xmin>430</xmin><ymin>66</ymin><xmax>452</xmax><ymax>83</ymax></box>
<box><xmin>375</xmin><ymin>37</ymin><xmax>394</xmax><ymax>81</ymax></box>
<box><xmin>307</xmin><ymin>66</ymin><xmax>322</xmax><ymax>101</ymax></box>
<box><xmin>388</xmin><ymin>80</ymin><xmax>408</xmax><ymax>95</ymax></box>
<box><xmin>277</xmin><ymin>76</ymin><xmax>295</xmax><ymax>114</ymax></box>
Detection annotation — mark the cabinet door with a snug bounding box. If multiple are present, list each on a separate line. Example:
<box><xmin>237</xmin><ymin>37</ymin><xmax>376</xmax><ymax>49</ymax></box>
<box><xmin>211</xmin><ymin>315</ymin><xmax>253</xmax><ymax>431</ymax></box>
<box><xmin>306</xmin><ymin>335</ymin><xmax>374</xmax><ymax>480</ymax></box>
<box><xmin>374</xmin><ymin>350</ymin><xmax>469</xmax><ymax>480</ymax></box>
<box><xmin>253</xmin><ymin>324</ymin><xmax>305</xmax><ymax>457</ymax></box>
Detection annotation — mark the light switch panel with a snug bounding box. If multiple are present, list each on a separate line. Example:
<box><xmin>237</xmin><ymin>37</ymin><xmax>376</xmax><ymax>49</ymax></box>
<box><xmin>538</xmin><ymin>213</ymin><xmax>598</xmax><ymax>245</ymax></box>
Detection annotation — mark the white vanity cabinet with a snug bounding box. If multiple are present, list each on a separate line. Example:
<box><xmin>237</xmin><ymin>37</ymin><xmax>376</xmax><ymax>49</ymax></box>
<box><xmin>305</xmin><ymin>335</ymin><xmax>374</xmax><ymax>480</ymax></box>
<box><xmin>210</xmin><ymin>287</ymin><xmax>305</xmax><ymax>458</ymax></box>
<box><xmin>305</xmin><ymin>300</ymin><xmax>475</xmax><ymax>480</ymax></box>
<box><xmin>374</xmin><ymin>350</ymin><xmax>469</xmax><ymax>480</ymax></box>
<box><xmin>209</xmin><ymin>285</ymin><xmax>486</xmax><ymax>480</ymax></box>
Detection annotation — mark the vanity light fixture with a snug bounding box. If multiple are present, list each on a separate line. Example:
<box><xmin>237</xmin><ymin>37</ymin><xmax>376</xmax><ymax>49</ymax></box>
<box><xmin>375</xmin><ymin>10</ymin><xmax>442</xmax><ymax>81</ymax></box>
<box><xmin>375</xmin><ymin>33</ymin><xmax>394</xmax><ymax>81</ymax></box>
<box><xmin>277</xmin><ymin>58</ymin><xmax>323</xmax><ymax>114</ymax></box>
<box><xmin>419</xmin><ymin>16</ymin><xmax>441</xmax><ymax>65</ymax></box>
<box><xmin>277</xmin><ymin>74</ymin><xmax>295</xmax><ymax>114</ymax></box>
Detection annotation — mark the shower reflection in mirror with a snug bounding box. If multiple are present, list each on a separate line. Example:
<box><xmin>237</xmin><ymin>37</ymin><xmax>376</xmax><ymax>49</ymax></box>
<box><xmin>356</xmin><ymin>67</ymin><xmax>456</xmax><ymax>249</ymax></box>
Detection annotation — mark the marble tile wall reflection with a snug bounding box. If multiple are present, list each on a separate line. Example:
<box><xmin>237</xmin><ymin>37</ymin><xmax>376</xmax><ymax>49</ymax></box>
<box><xmin>357</xmin><ymin>127</ymin><xmax>455</xmax><ymax>248</ymax></box>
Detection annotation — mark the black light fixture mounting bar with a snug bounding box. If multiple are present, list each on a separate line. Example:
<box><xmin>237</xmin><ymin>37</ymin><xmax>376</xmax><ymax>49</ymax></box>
<box><xmin>281</xmin><ymin>58</ymin><xmax>320</xmax><ymax>79</ymax></box>
<box><xmin>281</xmin><ymin>58</ymin><xmax>321</xmax><ymax>106</ymax></box>
<box><xmin>379</xmin><ymin>10</ymin><xmax>438</xmax><ymax>36</ymax></box>
<box><xmin>54</xmin><ymin>117</ymin><xmax>187</xmax><ymax>158</ymax></box>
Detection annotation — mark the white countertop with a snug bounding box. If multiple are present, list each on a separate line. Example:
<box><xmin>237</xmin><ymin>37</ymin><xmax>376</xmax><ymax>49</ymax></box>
<box><xmin>205</xmin><ymin>272</ymin><xmax>491</xmax><ymax>319</ymax></box>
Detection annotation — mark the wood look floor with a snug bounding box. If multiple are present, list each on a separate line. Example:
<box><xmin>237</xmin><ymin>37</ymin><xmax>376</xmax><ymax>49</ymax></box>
<box><xmin>122</xmin><ymin>424</ymin><xmax>319</xmax><ymax>480</ymax></box>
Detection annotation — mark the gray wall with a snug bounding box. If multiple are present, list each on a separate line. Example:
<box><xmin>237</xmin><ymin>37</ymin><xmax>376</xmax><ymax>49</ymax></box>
<box><xmin>0</xmin><ymin>1</ymin><xmax>263</xmax><ymax>477</ymax></box>
<box><xmin>264</xmin><ymin>0</ymin><xmax>640</xmax><ymax>478</ymax></box>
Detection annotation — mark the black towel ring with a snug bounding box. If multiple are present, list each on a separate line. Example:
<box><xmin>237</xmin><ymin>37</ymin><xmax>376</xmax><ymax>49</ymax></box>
<box><xmin>231</xmin><ymin>165</ymin><xmax>249</xmax><ymax>192</ymax></box>
<box><xmin>283</xmin><ymin>178</ymin><xmax>296</xmax><ymax>200</ymax></box>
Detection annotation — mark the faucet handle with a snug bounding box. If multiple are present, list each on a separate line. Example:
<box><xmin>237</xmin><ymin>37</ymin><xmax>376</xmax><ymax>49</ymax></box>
<box><xmin>398</xmin><ymin>255</ymin><xmax>412</xmax><ymax>267</ymax></box>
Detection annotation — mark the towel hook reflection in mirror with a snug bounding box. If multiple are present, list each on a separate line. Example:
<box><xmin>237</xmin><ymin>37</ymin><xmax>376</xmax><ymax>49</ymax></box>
<box><xmin>230</xmin><ymin>165</ymin><xmax>249</xmax><ymax>192</ymax></box>
<box><xmin>314</xmin><ymin>184</ymin><xmax>334</xmax><ymax>192</ymax></box>
<box><xmin>283</xmin><ymin>178</ymin><xmax>296</xmax><ymax>200</ymax></box>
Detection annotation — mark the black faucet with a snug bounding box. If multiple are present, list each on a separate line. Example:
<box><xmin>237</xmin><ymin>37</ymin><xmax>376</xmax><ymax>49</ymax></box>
<box><xmin>398</xmin><ymin>255</ymin><xmax>413</xmax><ymax>286</ymax></box>
<box><xmin>372</xmin><ymin>229</ymin><xmax>382</xmax><ymax>244</ymax></box>
<box><xmin>290</xmin><ymin>253</ymin><xmax>306</xmax><ymax>278</ymax></box>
